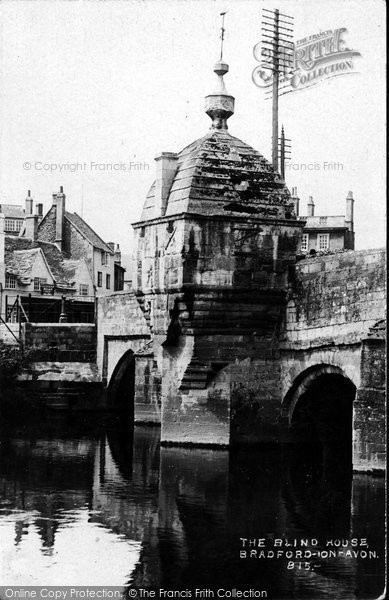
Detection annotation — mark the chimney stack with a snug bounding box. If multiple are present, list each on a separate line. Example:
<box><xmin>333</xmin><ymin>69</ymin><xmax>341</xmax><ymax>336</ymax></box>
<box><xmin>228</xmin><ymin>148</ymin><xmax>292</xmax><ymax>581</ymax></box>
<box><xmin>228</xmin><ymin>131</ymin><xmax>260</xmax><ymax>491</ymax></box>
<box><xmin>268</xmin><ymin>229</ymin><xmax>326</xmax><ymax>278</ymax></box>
<box><xmin>25</xmin><ymin>190</ymin><xmax>33</xmax><ymax>216</ymax></box>
<box><xmin>154</xmin><ymin>152</ymin><xmax>178</xmax><ymax>216</ymax></box>
<box><xmin>35</xmin><ymin>203</ymin><xmax>43</xmax><ymax>217</ymax></box>
<box><xmin>114</xmin><ymin>243</ymin><xmax>122</xmax><ymax>265</ymax></box>
<box><xmin>307</xmin><ymin>195</ymin><xmax>315</xmax><ymax>217</ymax></box>
<box><xmin>291</xmin><ymin>186</ymin><xmax>300</xmax><ymax>216</ymax></box>
<box><xmin>345</xmin><ymin>190</ymin><xmax>354</xmax><ymax>232</ymax></box>
<box><xmin>55</xmin><ymin>186</ymin><xmax>66</xmax><ymax>251</ymax></box>
<box><xmin>25</xmin><ymin>213</ymin><xmax>39</xmax><ymax>241</ymax></box>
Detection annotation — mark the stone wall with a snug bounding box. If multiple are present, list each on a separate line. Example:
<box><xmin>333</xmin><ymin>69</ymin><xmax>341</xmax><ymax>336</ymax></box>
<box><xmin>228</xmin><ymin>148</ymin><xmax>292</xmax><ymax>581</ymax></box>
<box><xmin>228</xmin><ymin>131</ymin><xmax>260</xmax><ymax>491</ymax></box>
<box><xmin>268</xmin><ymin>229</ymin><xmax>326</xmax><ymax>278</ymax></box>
<box><xmin>283</xmin><ymin>249</ymin><xmax>386</xmax><ymax>348</ymax></box>
<box><xmin>96</xmin><ymin>291</ymin><xmax>160</xmax><ymax>422</ymax></box>
<box><xmin>36</xmin><ymin>206</ymin><xmax>57</xmax><ymax>243</ymax></box>
<box><xmin>353</xmin><ymin>337</ymin><xmax>386</xmax><ymax>471</ymax></box>
<box><xmin>96</xmin><ymin>291</ymin><xmax>151</xmax><ymax>382</ymax></box>
<box><xmin>96</xmin><ymin>244</ymin><xmax>385</xmax><ymax>469</ymax></box>
<box><xmin>21</xmin><ymin>323</ymin><xmax>96</xmax><ymax>362</ymax></box>
<box><xmin>281</xmin><ymin>248</ymin><xmax>386</xmax><ymax>471</ymax></box>
<box><xmin>63</xmin><ymin>218</ymin><xmax>92</xmax><ymax>261</ymax></box>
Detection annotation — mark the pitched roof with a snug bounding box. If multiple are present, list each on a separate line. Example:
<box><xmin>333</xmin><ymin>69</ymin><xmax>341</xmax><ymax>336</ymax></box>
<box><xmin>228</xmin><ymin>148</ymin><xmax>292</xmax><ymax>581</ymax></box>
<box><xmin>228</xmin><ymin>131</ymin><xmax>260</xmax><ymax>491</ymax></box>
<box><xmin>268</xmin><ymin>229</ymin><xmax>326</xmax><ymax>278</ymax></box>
<box><xmin>65</xmin><ymin>212</ymin><xmax>114</xmax><ymax>254</ymax></box>
<box><xmin>37</xmin><ymin>241</ymin><xmax>77</xmax><ymax>286</ymax></box>
<box><xmin>0</xmin><ymin>204</ymin><xmax>25</xmax><ymax>219</ymax></box>
<box><xmin>6</xmin><ymin>248</ymin><xmax>41</xmax><ymax>284</ymax></box>
<box><xmin>4</xmin><ymin>236</ymin><xmax>78</xmax><ymax>288</ymax></box>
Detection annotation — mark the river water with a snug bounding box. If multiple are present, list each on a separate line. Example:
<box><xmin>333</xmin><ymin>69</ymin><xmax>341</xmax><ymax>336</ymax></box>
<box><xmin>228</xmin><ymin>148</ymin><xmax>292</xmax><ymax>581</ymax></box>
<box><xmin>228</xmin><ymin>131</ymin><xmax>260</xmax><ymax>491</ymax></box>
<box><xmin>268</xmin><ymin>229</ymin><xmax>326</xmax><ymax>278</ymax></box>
<box><xmin>0</xmin><ymin>415</ymin><xmax>385</xmax><ymax>598</ymax></box>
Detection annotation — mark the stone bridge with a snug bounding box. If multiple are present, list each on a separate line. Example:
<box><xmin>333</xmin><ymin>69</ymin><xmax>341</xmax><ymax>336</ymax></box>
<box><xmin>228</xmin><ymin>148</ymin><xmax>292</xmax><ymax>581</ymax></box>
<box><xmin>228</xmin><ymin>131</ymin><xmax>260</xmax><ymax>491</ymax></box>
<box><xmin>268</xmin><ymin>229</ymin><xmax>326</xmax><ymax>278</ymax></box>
<box><xmin>97</xmin><ymin>248</ymin><xmax>385</xmax><ymax>472</ymax></box>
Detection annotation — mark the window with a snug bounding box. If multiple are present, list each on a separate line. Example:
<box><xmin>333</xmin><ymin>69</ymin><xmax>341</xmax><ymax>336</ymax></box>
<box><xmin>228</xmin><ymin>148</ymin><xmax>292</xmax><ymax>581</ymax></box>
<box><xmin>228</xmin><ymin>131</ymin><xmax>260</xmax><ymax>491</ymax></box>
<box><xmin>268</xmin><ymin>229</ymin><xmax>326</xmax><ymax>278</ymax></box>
<box><xmin>97</xmin><ymin>271</ymin><xmax>102</xmax><ymax>287</ymax></box>
<box><xmin>101</xmin><ymin>251</ymin><xmax>108</xmax><ymax>265</ymax></box>
<box><xmin>5</xmin><ymin>274</ymin><xmax>17</xmax><ymax>289</ymax></box>
<box><xmin>319</xmin><ymin>216</ymin><xmax>328</xmax><ymax>225</ymax></box>
<box><xmin>106</xmin><ymin>274</ymin><xmax>111</xmax><ymax>289</ymax></box>
<box><xmin>6</xmin><ymin>306</ymin><xmax>18</xmax><ymax>323</ymax></box>
<box><xmin>5</xmin><ymin>218</ymin><xmax>23</xmax><ymax>233</ymax></box>
<box><xmin>34</xmin><ymin>277</ymin><xmax>47</xmax><ymax>291</ymax></box>
<box><xmin>79</xmin><ymin>284</ymin><xmax>89</xmax><ymax>296</ymax></box>
<box><xmin>318</xmin><ymin>233</ymin><xmax>329</xmax><ymax>251</ymax></box>
<box><xmin>300</xmin><ymin>234</ymin><xmax>309</xmax><ymax>253</ymax></box>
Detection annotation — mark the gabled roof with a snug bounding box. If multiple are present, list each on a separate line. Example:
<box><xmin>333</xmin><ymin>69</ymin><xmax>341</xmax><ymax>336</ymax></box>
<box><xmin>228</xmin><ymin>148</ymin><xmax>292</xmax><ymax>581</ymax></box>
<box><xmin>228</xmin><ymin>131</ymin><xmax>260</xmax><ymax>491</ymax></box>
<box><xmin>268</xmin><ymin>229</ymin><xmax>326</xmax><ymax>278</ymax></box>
<box><xmin>4</xmin><ymin>236</ymin><xmax>79</xmax><ymax>288</ymax></box>
<box><xmin>6</xmin><ymin>248</ymin><xmax>42</xmax><ymax>284</ymax></box>
<box><xmin>0</xmin><ymin>204</ymin><xmax>25</xmax><ymax>219</ymax></box>
<box><xmin>65</xmin><ymin>212</ymin><xmax>114</xmax><ymax>254</ymax></box>
<box><xmin>37</xmin><ymin>241</ymin><xmax>77</xmax><ymax>286</ymax></box>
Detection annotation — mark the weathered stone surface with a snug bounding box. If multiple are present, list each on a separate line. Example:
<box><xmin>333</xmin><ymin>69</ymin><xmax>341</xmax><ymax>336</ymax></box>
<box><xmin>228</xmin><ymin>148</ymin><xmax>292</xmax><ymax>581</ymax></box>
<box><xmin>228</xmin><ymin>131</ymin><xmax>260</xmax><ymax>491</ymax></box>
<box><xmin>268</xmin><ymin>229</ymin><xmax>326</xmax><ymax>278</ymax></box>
<box><xmin>283</xmin><ymin>249</ymin><xmax>386</xmax><ymax>349</ymax></box>
<box><xmin>21</xmin><ymin>323</ymin><xmax>96</xmax><ymax>362</ymax></box>
<box><xmin>280</xmin><ymin>249</ymin><xmax>386</xmax><ymax>470</ymax></box>
<box><xmin>18</xmin><ymin>361</ymin><xmax>101</xmax><ymax>382</ymax></box>
<box><xmin>95</xmin><ymin>120</ymin><xmax>385</xmax><ymax>470</ymax></box>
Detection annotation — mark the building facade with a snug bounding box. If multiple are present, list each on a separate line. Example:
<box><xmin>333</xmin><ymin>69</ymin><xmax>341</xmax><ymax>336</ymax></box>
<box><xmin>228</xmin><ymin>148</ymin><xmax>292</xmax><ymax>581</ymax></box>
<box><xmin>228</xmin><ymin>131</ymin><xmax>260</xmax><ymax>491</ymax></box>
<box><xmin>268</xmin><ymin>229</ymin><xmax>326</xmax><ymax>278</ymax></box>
<box><xmin>0</xmin><ymin>189</ymin><xmax>124</xmax><ymax>332</ymax></box>
<box><xmin>95</xmin><ymin>56</ymin><xmax>385</xmax><ymax>473</ymax></box>
<box><xmin>290</xmin><ymin>187</ymin><xmax>355</xmax><ymax>254</ymax></box>
<box><xmin>35</xmin><ymin>188</ymin><xmax>117</xmax><ymax>297</ymax></box>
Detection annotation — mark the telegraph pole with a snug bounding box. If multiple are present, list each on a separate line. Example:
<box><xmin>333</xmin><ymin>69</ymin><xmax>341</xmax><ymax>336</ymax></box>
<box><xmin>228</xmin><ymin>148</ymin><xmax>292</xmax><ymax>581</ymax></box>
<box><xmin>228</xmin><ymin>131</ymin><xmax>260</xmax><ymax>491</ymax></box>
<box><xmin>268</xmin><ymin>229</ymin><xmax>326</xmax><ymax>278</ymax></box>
<box><xmin>279</xmin><ymin>125</ymin><xmax>291</xmax><ymax>180</ymax></box>
<box><xmin>260</xmin><ymin>8</ymin><xmax>294</xmax><ymax>172</ymax></box>
<box><xmin>271</xmin><ymin>9</ymin><xmax>279</xmax><ymax>170</ymax></box>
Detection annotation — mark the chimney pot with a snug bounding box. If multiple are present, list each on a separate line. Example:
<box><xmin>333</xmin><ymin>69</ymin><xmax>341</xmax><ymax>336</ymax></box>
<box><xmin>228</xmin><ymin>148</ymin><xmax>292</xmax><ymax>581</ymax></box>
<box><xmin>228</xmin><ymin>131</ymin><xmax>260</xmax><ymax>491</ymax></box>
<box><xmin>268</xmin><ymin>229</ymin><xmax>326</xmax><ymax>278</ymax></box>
<box><xmin>345</xmin><ymin>190</ymin><xmax>354</xmax><ymax>232</ymax></box>
<box><xmin>25</xmin><ymin>190</ymin><xmax>33</xmax><ymax>215</ymax></box>
<box><xmin>307</xmin><ymin>195</ymin><xmax>315</xmax><ymax>217</ymax></box>
<box><xmin>55</xmin><ymin>188</ymin><xmax>66</xmax><ymax>250</ymax></box>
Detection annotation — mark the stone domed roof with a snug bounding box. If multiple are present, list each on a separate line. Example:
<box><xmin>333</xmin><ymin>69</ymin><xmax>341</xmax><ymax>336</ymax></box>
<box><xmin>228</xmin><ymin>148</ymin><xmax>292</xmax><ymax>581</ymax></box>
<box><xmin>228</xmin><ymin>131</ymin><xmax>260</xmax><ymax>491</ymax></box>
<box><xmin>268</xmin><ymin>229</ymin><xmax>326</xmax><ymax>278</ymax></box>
<box><xmin>140</xmin><ymin>58</ymin><xmax>294</xmax><ymax>222</ymax></box>
<box><xmin>141</xmin><ymin>129</ymin><xmax>293</xmax><ymax>221</ymax></box>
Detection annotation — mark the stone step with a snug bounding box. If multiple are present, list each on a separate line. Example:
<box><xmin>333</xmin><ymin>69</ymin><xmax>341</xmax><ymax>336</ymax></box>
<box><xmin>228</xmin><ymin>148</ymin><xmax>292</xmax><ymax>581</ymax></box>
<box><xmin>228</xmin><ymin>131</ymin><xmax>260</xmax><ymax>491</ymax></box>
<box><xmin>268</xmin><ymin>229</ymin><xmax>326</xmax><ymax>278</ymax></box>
<box><xmin>182</xmin><ymin>364</ymin><xmax>211</xmax><ymax>373</ymax></box>
<box><xmin>179</xmin><ymin>358</ymin><xmax>215</xmax><ymax>392</ymax></box>
<box><xmin>181</xmin><ymin>373</ymin><xmax>209</xmax><ymax>382</ymax></box>
<box><xmin>180</xmin><ymin>381</ymin><xmax>208</xmax><ymax>390</ymax></box>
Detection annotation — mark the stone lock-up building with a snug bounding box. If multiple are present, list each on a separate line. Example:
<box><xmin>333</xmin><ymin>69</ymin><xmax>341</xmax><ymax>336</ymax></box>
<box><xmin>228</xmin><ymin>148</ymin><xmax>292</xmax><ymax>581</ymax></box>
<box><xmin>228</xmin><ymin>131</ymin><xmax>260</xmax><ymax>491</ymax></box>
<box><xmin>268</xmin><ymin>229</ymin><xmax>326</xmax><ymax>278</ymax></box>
<box><xmin>98</xmin><ymin>59</ymin><xmax>385</xmax><ymax>471</ymax></box>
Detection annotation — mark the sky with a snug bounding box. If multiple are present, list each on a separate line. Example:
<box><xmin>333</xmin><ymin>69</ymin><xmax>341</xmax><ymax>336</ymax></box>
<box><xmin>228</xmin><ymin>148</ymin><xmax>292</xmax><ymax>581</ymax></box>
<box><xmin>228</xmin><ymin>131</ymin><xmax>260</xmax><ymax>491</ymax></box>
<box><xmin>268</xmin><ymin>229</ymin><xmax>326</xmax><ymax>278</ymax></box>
<box><xmin>0</xmin><ymin>0</ymin><xmax>386</xmax><ymax>257</ymax></box>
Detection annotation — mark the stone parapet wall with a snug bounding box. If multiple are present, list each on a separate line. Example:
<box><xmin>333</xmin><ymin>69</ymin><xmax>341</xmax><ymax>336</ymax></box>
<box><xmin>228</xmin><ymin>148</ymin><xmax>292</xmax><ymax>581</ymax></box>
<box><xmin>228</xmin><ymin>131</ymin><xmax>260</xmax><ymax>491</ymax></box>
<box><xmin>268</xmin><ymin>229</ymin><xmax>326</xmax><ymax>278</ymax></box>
<box><xmin>96</xmin><ymin>291</ymin><xmax>151</xmax><ymax>383</ymax></box>
<box><xmin>283</xmin><ymin>248</ymin><xmax>386</xmax><ymax>348</ymax></box>
<box><xmin>21</xmin><ymin>323</ymin><xmax>96</xmax><ymax>362</ymax></box>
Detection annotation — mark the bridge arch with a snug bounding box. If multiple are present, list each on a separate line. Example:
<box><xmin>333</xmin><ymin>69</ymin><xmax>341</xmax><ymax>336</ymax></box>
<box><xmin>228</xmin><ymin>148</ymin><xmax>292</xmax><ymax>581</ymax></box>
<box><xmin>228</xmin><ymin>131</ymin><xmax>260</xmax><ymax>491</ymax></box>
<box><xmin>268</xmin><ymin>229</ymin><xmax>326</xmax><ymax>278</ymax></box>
<box><xmin>283</xmin><ymin>364</ymin><xmax>356</xmax><ymax>454</ymax></box>
<box><xmin>108</xmin><ymin>349</ymin><xmax>136</xmax><ymax>415</ymax></box>
<box><xmin>283</xmin><ymin>364</ymin><xmax>356</xmax><ymax>424</ymax></box>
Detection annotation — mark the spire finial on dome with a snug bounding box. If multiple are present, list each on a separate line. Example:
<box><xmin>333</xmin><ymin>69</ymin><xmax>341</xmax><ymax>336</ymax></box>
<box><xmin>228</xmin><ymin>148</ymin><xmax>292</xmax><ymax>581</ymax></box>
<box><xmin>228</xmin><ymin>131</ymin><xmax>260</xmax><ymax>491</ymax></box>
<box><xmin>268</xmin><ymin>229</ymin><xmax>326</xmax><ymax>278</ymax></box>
<box><xmin>204</xmin><ymin>13</ymin><xmax>235</xmax><ymax>130</ymax></box>
<box><xmin>220</xmin><ymin>11</ymin><xmax>226</xmax><ymax>61</ymax></box>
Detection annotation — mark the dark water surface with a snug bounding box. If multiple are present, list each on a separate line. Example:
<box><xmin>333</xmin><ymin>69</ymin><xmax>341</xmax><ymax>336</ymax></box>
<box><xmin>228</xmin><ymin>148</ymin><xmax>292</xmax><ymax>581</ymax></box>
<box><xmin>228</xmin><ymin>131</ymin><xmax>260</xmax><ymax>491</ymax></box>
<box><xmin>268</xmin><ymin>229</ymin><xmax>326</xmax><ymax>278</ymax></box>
<box><xmin>0</xmin><ymin>415</ymin><xmax>385</xmax><ymax>598</ymax></box>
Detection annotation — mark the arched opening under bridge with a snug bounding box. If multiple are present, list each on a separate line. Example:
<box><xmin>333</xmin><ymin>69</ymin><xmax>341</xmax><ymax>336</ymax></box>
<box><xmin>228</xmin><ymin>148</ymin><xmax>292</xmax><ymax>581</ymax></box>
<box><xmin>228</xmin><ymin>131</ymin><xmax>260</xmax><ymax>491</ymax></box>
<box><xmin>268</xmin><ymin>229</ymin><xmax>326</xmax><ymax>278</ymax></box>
<box><xmin>284</xmin><ymin>366</ymin><xmax>357</xmax><ymax>483</ymax></box>
<box><xmin>108</xmin><ymin>350</ymin><xmax>136</xmax><ymax>419</ymax></box>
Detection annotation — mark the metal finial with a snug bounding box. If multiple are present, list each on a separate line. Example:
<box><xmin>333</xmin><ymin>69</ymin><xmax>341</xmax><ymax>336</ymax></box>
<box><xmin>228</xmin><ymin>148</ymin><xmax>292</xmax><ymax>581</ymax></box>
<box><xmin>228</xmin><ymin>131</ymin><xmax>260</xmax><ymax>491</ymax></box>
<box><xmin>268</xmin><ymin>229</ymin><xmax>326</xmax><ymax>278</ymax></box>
<box><xmin>220</xmin><ymin>12</ymin><xmax>227</xmax><ymax>60</ymax></box>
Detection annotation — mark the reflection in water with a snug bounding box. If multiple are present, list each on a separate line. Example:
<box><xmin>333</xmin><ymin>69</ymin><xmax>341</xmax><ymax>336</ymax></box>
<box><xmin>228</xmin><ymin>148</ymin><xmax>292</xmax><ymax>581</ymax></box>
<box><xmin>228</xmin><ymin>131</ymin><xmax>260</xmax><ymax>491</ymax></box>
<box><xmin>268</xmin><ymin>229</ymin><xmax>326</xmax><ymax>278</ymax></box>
<box><xmin>0</xmin><ymin>416</ymin><xmax>385</xmax><ymax>598</ymax></box>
